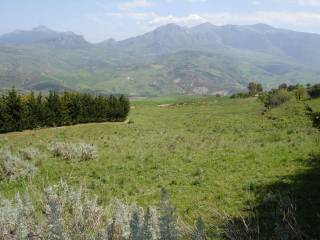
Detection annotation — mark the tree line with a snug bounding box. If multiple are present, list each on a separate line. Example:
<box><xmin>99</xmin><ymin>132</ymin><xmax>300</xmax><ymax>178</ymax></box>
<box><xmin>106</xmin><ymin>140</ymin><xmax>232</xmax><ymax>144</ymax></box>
<box><xmin>232</xmin><ymin>82</ymin><xmax>320</xmax><ymax>109</ymax></box>
<box><xmin>0</xmin><ymin>89</ymin><xmax>130</xmax><ymax>133</ymax></box>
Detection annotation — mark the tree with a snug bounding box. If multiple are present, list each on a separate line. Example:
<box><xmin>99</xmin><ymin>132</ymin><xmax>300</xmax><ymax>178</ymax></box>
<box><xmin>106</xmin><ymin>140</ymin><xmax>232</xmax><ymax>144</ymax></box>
<box><xmin>263</xmin><ymin>89</ymin><xmax>291</xmax><ymax>109</ymax></box>
<box><xmin>159</xmin><ymin>189</ymin><xmax>180</xmax><ymax>240</ymax></box>
<box><xmin>191</xmin><ymin>217</ymin><xmax>206</xmax><ymax>240</ymax></box>
<box><xmin>0</xmin><ymin>98</ymin><xmax>7</xmax><ymax>133</ymax></box>
<box><xmin>294</xmin><ymin>85</ymin><xmax>308</xmax><ymax>100</ymax></box>
<box><xmin>0</xmin><ymin>90</ymin><xmax>130</xmax><ymax>133</ymax></box>
<box><xmin>3</xmin><ymin>88</ymin><xmax>23</xmax><ymax>132</ymax></box>
<box><xmin>308</xmin><ymin>84</ymin><xmax>320</xmax><ymax>99</ymax></box>
<box><xmin>45</xmin><ymin>91</ymin><xmax>62</xmax><ymax>127</ymax></box>
<box><xmin>248</xmin><ymin>82</ymin><xmax>263</xmax><ymax>95</ymax></box>
<box><xmin>23</xmin><ymin>91</ymin><xmax>45</xmax><ymax>129</ymax></box>
<box><xmin>278</xmin><ymin>83</ymin><xmax>288</xmax><ymax>90</ymax></box>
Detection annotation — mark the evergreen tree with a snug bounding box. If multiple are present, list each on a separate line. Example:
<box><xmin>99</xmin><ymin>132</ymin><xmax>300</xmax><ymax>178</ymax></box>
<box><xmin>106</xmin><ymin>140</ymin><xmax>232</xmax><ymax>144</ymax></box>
<box><xmin>191</xmin><ymin>217</ymin><xmax>206</xmax><ymax>240</ymax></box>
<box><xmin>3</xmin><ymin>88</ymin><xmax>23</xmax><ymax>132</ymax></box>
<box><xmin>0</xmin><ymin>90</ymin><xmax>130</xmax><ymax>133</ymax></box>
<box><xmin>119</xmin><ymin>95</ymin><xmax>130</xmax><ymax>121</ymax></box>
<box><xmin>45</xmin><ymin>91</ymin><xmax>62</xmax><ymax>127</ymax></box>
<box><xmin>35</xmin><ymin>93</ymin><xmax>46</xmax><ymax>127</ymax></box>
<box><xmin>0</xmin><ymin>98</ymin><xmax>7</xmax><ymax>133</ymax></box>
<box><xmin>159</xmin><ymin>189</ymin><xmax>180</xmax><ymax>240</ymax></box>
<box><xmin>23</xmin><ymin>91</ymin><xmax>41</xmax><ymax>129</ymax></box>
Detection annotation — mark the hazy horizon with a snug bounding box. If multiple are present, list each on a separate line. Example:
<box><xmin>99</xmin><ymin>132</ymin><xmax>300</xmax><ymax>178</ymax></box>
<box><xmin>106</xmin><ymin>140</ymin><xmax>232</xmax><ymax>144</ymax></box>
<box><xmin>1</xmin><ymin>0</ymin><xmax>320</xmax><ymax>43</ymax></box>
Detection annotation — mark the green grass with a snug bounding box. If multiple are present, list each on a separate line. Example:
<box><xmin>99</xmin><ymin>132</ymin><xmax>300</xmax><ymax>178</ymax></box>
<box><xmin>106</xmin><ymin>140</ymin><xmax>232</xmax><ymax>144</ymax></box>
<box><xmin>0</xmin><ymin>96</ymin><xmax>319</xmax><ymax>238</ymax></box>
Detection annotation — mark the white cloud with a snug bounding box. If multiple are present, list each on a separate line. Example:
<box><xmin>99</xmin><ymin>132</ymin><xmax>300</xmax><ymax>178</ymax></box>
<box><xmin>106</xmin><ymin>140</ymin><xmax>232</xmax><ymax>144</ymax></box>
<box><xmin>87</xmin><ymin>9</ymin><xmax>320</xmax><ymax>41</ymax></box>
<box><xmin>287</xmin><ymin>0</ymin><xmax>320</xmax><ymax>6</ymax></box>
<box><xmin>147</xmin><ymin>11</ymin><xmax>320</xmax><ymax>30</ymax></box>
<box><xmin>118</xmin><ymin>0</ymin><xmax>152</xmax><ymax>10</ymax></box>
<box><xmin>186</xmin><ymin>0</ymin><xmax>208</xmax><ymax>2</ymax></box>
<box><xmin>150</xmin><ymin>14</ymin><xmax>207</xmax><ymax>26</ymax></box>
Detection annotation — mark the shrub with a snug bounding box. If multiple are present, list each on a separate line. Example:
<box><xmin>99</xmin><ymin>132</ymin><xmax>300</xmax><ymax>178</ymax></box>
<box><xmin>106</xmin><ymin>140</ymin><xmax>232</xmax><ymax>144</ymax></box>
<box><xmin>262</xmin><ymin>89</ymin><xmax>291</xmax><ymax>109</ymax></box>
<box><xmin>230</xmin><ymin>92</ymin><xmax>251</xmax><ymax>99</ymax></box>
<box><xmin>0</xmin><ymin>150</ymin><xmax>37</xmax><ymax>181</ymax></box>
<box><xmin>191</xmin><ymin>217</ymin><xmax>206</xmax><ymax>240</ymax></box>
<box><xmin>0</xmin><ymin>182</ymin><xmax>193</xmax><ymax>240</ymax></box>
<box><xmin>49</xmin><ymin>142</ymin><xmax>97</xmax><ymax>162</ymax></box>
<box><xmin>308</xmin><ymin>84</ymin><xmax>320</xmax><ymax>99</ymax></box>
<box><xmin>19</xmin><ymin>147</ymin><xmax>40</xmax><ymax>161</ymax></box>
<box><xmin>306</xmin><ymin>105</ymin><xmax>320</xmax><ymax>129</ymax></box>
<box><xmin>223</xmin><ymin>196</ymin><xmax>303</xmax><ymax>240</ymax></box>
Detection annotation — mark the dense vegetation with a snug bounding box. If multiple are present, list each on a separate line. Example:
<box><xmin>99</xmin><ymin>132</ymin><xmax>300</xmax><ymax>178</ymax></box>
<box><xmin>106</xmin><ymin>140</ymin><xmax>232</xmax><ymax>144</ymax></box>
<box><xmin>0</xmin><ymin>89</ymin><xmax>130</xmax><ymax>133</ymax></box>
<box><xmin>0</xmin><ymin>181</ymin><xmax>205</xmax><ymax>240</ymax></box>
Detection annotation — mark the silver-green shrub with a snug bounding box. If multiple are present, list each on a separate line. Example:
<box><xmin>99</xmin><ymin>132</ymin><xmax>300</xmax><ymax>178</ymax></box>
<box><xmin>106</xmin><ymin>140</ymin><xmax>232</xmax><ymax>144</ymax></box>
<box><xmin>49</xmin><ymin>142</ymin><xmax>97</xmax><ymax>162</ymax></box>
<box><xmin>19</xmin><ymin>147</ymin><xmax>40</xmax><ymax>161</ymax></box>
<box><xmin>0</xmin><ymin>182</ymin><xmax>193</xmax><ymax>240</ymax></box>
<box><xmin>0</xmin><ymin>150</ymin><xmax>37</xmax><ymax>181</ymax></box>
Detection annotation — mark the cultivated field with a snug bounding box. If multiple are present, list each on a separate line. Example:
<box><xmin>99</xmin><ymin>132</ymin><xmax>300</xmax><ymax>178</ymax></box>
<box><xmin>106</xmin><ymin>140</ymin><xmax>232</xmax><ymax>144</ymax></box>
<box><xmin>1</xmin><ymin>96</ymin><xmax>319</xmax><ymax>238</ymax></box>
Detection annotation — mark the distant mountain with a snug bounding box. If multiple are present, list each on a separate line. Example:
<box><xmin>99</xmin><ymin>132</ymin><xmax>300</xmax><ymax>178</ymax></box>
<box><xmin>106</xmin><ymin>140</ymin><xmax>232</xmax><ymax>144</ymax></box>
<box><xmin>0</xmin><ymin>24</ymin><xmax>319</xmax><ymax>96</ymax></box>
<box><xmin>0</xmin><ymin>26</ymin><xmax>90</xmax><ymax>48</ymax></box>
<box><xmin>105</xmin><ymin>23</ymin><xmax>320</xmax><ymax>69</ymax></box>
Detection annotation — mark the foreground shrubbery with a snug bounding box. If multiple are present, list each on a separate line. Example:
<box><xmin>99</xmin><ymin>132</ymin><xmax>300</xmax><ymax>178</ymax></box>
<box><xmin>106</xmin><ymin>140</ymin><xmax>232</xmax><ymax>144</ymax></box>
<box><xmin>49</xmin><ymin>142</ymin><xmax>97</xmax><ymax>162</ymax></box>
<box><xmin>0</xmin><ymin>89</ymin><xmax>130</xmax><ymax>133</ymax></box>
<box><xmin>306</xmin><ymin>105</ymin><xmax>320</xmax><ymax>129</ymax></box>
<box><xmin>0</xmin><ymin>149</ymin><xmax>37</xmax><ymax>181</ymax></box>
<box><xmin>0</xmin><ymin>182</ymin><xmax>206</xmax><ymax>240</ymax></box>
<box><xmin>223</xmin><ymin>196</ymin><xmax>304</xmax><ymax>240</ymax></box>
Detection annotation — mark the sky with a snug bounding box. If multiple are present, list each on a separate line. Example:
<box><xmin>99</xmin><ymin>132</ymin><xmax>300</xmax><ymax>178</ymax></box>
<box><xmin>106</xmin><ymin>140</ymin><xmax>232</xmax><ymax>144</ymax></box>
<box><xmin>0</xmin><ymin>0</ymin><xmax>320</xmax><ymax>42</ymax></box>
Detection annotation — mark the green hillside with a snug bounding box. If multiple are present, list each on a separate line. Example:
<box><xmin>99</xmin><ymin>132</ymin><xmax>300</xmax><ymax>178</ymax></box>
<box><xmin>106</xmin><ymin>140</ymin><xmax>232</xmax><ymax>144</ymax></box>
<box><xmin>0</xmin><ymin>44</ymin><xmax>319</xmax><ymax>96</ymax></box>
<box><xmin>0</xmin><ymin>24</ymin><xmax>320</xmax><ymax>96</ymax></box>
<box><xmin>1</xmin><ymin>96</ymin><xmax>319</xmax><ymax>238</ymax></box>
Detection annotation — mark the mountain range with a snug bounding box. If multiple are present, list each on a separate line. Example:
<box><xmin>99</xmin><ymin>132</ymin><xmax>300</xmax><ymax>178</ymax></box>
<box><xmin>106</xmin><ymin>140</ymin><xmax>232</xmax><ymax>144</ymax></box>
<box><xmin>0</xmin><ymin>23</ymin><xmax>319</xmax><ymax>96</ymax></box>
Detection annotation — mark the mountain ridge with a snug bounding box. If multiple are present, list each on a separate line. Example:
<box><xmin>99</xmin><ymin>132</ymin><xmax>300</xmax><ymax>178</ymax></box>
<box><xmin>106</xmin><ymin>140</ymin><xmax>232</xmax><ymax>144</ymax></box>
<box><xmin>0</xmin><ymin>23</ymin><xmax>319</xmax><ymax>96</ymax></box>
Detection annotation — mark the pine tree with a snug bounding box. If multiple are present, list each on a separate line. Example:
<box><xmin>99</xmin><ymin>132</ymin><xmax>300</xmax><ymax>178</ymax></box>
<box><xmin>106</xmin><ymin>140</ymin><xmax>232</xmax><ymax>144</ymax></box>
<box><xmin>0</xmin><ymin>97</ymin><xmax>7</xmax><ymax>133</ymax></box>
<box><xmin>23</xmin><ymin>91</ymin><xmax>40</xmax><ymax>129</ymax></box>
<box><xmin>119</xmin><ymin>95</ymin><xmax>130</xmax><ymax>121</ymax></box>
<box><xmin>191</xmin><ymin>217</ymin><xmax>206</xmax><ymax>240</ymax></box>
<box><xmin>159</xmin><ymin>189</ymin><xmax>180</xmax><ymax>240</ymax></box>
<box><xmin>35</xmin><ymin>93</ymin><xmax>45</xmax><ymax>127</ymax></box>
<box><xmin>45</xmin><ymin>91</ymin><xmax>62</xmax><ymax>127</ymax></box>
<box><xmin>3</xmin><ymin>88</ymin><xmax>23</xmax><ymax>132</ymax></box>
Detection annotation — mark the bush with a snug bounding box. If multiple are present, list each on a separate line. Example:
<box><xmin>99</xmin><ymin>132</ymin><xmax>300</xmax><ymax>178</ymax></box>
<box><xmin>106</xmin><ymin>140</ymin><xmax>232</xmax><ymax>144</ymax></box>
<box><xmin>306</xmin><ymin>105</ymin><xmax>320</xmax><ymax>129</ymax></box>
<box><xmin>19</xmin><ymin>147</ymin><xmax>40</xmax><ymax>161</ymax></box>
<box><xmin>0</xmin><ymin>183</ymin><xmax>199</xmax><ymax>240</ymax></box>
<box><xmin>49</xmin><ymin>142</ymin><xmax>97</xmax><ymax>162</ymax></box>
<box><xmin>308</xmin><ymin>84</ymin><xmax>320</xmax><ymax>99</ymax></box>
<box><xmin>0</xmin><ymin>150</ymin><xmax>37</xmax><ymax>181</ymax></box>
<box><xmin>262</xmin><ymin>89</ymin><xmax>291</xmax><ymax>109</ymax></box>
<box><xmin>230</xmin><ymin>92</ymin><xmax>251</xmax><ymax>99</ymax></box>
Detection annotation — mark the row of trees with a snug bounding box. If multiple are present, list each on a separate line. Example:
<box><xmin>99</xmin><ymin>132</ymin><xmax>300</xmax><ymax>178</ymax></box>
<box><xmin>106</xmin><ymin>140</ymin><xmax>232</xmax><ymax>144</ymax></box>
<box><xmin>0</xmin><ymin>89</ymin><xmax>130</xmax><ymax>133</ymax></box>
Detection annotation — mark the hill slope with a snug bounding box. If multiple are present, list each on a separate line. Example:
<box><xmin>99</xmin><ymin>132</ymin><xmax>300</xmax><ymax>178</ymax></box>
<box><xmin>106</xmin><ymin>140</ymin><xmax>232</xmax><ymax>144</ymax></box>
<box><xmin>0</xmin><ymin>24</ymin><xmax>319</xmax><ymax>96</ymax></box>
<box><xmin>1</xmin><ymin>96</ymin><xmax>320</xmax><ymax>238</ymax></box>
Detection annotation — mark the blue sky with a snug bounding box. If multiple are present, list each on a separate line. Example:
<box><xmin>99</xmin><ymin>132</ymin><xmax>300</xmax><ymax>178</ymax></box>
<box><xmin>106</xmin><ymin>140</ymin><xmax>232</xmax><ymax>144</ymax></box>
<box><xmin>1</xmin><ymin>0</ymin><xmax>320</xmax><ymax>42</ymax></box>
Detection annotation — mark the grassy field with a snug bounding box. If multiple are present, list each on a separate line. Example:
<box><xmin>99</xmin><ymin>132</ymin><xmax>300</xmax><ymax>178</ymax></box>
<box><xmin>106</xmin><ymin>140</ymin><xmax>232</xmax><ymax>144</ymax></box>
<box><xmin>0</xmin><ymin>96</ymin><xmax>319</xmax><ymax>238</ymax></box>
